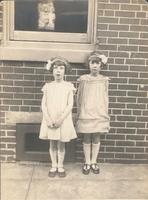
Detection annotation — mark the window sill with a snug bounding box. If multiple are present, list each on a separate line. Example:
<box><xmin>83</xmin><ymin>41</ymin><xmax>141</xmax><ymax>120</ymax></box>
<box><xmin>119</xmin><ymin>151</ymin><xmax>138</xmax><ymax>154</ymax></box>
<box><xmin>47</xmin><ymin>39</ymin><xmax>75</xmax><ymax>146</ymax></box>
<box><xmin>0</xmin><ymin>41</ymin><xmax>95</xmax><ymax>63</ymax></box>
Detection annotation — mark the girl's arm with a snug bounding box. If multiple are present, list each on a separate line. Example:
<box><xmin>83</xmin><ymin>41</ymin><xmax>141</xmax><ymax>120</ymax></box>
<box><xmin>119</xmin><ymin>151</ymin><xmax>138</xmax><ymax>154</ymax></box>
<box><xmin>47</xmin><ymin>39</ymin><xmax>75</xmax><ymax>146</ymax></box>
<box><xmin>41</xmin><ymin>86</ymin><xmax>53</xmax><ymax>128</ymax></box>
<box><xmin>54</xmin><ymin>90</ymin><xmax>74</xmax><ymax>128</ymax></box>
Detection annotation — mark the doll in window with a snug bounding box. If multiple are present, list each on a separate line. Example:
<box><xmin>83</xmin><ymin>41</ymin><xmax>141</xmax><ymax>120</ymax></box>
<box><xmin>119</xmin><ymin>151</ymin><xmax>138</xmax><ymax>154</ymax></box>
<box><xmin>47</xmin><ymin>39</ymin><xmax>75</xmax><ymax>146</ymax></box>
<box><xmin>38</xmin><ymin>0</ymin><xmax>56</xmax><ymax>31</ymax></box>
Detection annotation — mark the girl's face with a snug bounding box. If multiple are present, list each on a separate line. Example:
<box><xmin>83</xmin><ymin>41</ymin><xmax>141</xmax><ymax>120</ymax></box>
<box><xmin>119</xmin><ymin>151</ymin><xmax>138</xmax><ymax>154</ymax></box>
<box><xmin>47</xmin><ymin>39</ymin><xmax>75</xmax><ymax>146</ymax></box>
<box><xmin>53</xmin><ymin>64</ymin><xmax>65</xmax><ymax>82</ymax></box>
<box><xmin>89</xmin><ymin>60</ymin><xmax>102</xmax><ymax>76</ymax></box>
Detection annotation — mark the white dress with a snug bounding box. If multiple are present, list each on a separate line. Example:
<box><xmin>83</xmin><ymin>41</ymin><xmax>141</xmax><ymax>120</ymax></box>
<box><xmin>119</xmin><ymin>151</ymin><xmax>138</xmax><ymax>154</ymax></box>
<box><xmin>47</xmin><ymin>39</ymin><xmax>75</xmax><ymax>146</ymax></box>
<box><xmin>39</xmin><ymin>81</ymin><xmax>77</xmax><ymax>142</ymax></box>
<box><xmin>76</xmin><ymin>74</ymin><xmax>110</xmax><ymax>134</ymax></box>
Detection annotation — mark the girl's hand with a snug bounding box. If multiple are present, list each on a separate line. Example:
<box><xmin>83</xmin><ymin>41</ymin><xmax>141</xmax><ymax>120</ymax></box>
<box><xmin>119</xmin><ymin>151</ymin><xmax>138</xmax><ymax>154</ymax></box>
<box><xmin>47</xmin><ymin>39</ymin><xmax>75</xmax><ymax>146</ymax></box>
<box><xmin>47</xmin><ymin>122</ymin><xmax>54</xmax><ymax>128</ymax></box>
<box><xmin>53</xmin><ymin>116</ymin><xmax>64</xmax><ymax>128</ymax></box>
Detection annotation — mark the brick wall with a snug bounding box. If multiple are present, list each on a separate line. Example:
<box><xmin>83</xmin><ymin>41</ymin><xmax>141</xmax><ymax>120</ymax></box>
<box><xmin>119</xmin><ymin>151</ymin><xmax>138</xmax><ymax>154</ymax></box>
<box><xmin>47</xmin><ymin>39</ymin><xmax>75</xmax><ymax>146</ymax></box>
<box><xmin>0</xmin><ymin>0</ymin><xmax>148</xmax><ymax>163</ymax></box>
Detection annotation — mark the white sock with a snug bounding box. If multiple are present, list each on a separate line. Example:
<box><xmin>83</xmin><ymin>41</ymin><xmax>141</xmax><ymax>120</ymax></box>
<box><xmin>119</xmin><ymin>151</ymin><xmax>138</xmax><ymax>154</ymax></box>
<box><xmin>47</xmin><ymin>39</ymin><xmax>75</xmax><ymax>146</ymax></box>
<box><xmin>57</xmin><ymin>142</ymin><xmax>65</xmax><ymax>169</ymax></box>
<box><xmin>49</xmin><ymin>141</ymin><xmax>57</xmax><ymax>168</ymax></box>
<box><xmin>91</xmin><ymin>143</ymin><xmax>100</xmax><ymax>164</ymax></box>
<box><xmin>83</xmin><ymin>143</ymin><xmax>91</xmax><ymax>165</ymax></box>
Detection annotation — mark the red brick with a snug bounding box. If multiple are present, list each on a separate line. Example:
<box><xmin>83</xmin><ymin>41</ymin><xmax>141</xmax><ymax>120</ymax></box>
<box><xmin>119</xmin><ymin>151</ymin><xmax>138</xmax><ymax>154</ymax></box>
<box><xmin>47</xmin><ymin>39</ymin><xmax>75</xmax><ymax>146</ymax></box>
<box><xmin>117</xmin><ymin>116</ymin><xmax>136</xmax><ymax>122</ymax></box>
<box><xmin>131</xmin><ymin>52</ymin><xmax>148</xmax><ymax>59</ymax></box>
<box><xmin>140</xmin><ymin>33</ymin><xmax>148</xmax><ymax>39</ymax></box>
<box><xmin>129</xmin><ymin>39</ymin><xmax>148</xmax><ymax>46</ymax></box>
<box><xmin>98</xmin><ymin>24</ymin><xmax>108</xmax><ymax>30</ymax></box>
<box><xmin>136</xmin><ymin>12</ymin><xmax>146</xmax><ymax>18</ymax></box>
<box><xmin>3</xmin><ymin>87</ymin><xmax>23</xmax><ymax>93</ymax></box>
<box><xmin>115</xmin><ymin>11</ymin><xmax>135</xmax><ymax>18</ymax></box>
<box><xmin>1</xmin><ymin>138</ymin><xmax>16</xmax><ymax>143</ymax></box>
<box><xmin>112</xmin><ymin>109</ymin><xmax>122</xmax><ymax>114</ymax></box>
<box><xmin>119</xmin><ymin>72</ymin><xmax>138</xmax><ymax>78</ymax></box>
<box><xmin>120</xmin><ymin>18</ymin><xmax>139</xmax><ymax>25</ymax></box>
<box><xmin>115</xmin><ymin>153</ymin><xmax>134</xmax><ymax>159</ymax></box>
<box><xmin>106</xmin><ymin>134</ymin><xmax>125</xmax><ymax>140</ymax></box>
<box><xmin>3</xmin><ymin>61</ymin><xmax>23</xmax><ymax>67</ymax></box>
<box><xmin>123</xmin><ymin>110</ymin><xmax>132</xmax><ymax>115</ymax></box>
<box><xmin>118</xmin><ymin>45</ymin><xmax>138</xmax><ymax>51</ymax></box>
<box><xmin>20</xmin><ymin>106</ymin><xmax>30</xmax><ymax>112</ymax></box>
<box><xmin>117</xmin><ymin>128</ymin><xmax>136</xmax><ymax>134</ymax></box>
<box><xmin>108</xmin><ymin>39</ymin><xmax>128</xmax><ymax>45</ymax></box>
<box><xmin>0</xmin><ymin>93</ymin><xmax>13</xmax><ymax>99</ymax></box>
<box><xmin>98</xmin><ymin>31</ymin><xmax>118</xmax><ymax>37</ymax></box>
<box><xmin>141</xmin><ymin>19</ymin><xmax>148</xmax><ymax>25</ymax></box>
<box><xmin>117</xmin><ymin>97</ymin><xmax>136</xmax><ymax>103</ymax></box>
<box><xmin>109</xmin><ymin>24</ymin><xmax>129</xmax><ymax>31</ymax></box>
<box><xmin>109</xmin><ymin>103</ymin><xmax>125</xmax><ymax>108</ymax></box>
<box><xmin>0</xmin><ymin>80</ymin><xmax>13</xmax><ymax>86</ymax></box>
<box><xmin>10</xmin><ymin>106</ymin><xmax>19</xmax><ymax>111</ymax></box>
<box><xmin>126</xmin><ymin>135</ymin><xmax>145</xmax><ymax>140</ymax></box>
<box><xmin>110</xmin><ymin>0</ymin><xmax>130</xmax><ymax>3</ymax></box>
<box><xmin>0</xmin><ymin>67</ymin><xmax>13</xmax><ymax>73</ymax></box>
<box><xmin>143</xmin><ymin>111</ymin><xmax>148</xmax><ymax>116</ymax></box>
<box><xmin>131</xmin><ymin>65</ymin><xmax>148</xmax><ymax>72</ymax></box>
<box><xmin>14</xmin><ymin>81</ymin><xmax>35</xmax><ymax>87</ymax></box>
<box><xmin>0</xmin><ymin>106</ymin><xmax>9</xmax><ymax>111</ymax></box>
<box><xmin>127</xmin><ymin>103</ymin><xmax>146</xmax><ymax>110</ymax></box>
<box><xmin>121</xmin><ymin>4</ymin><xmax>141</xmax><ymax>11</ymax></box>
<box><xmin>138</xmin><ymin>98</ymin><xmax>148</xmax><ymax>104</ymax></box>
<box><xmin>98</xmin><ymin>17</ymin><xmax>118</xmax><ymax>24</ymax></box>
<box><xmin>3</xmin><ymin>74</ymin><xmax>23</xmax><ymax>80</ymax></box>
<box><xmin>102</xmin><ymin>140</ymin><xmax>115</xmax><ymax>146</ymax></box>
<box><xmin>99</xmin><ymin>44</ymin><xmax>117</xmax><ymax>50</ymax></box>
<box><xmin>118</xmin><ymin>84</ymin><xmax>138</xmax><ymax>90</ymax></box>
<box><xmin>3</xmin><ymin>99</ymin><xmax>22</xmax><ymax>105</ymax></box>
<box><xmin>137</xmin><ymin>117</ymin><xmax>148</xmax><ymax>122</ymax></box>
<box><xmin>14</xmin><ymin>93</ymin><xmax>34</xmax><ymax>99</ymax></box>
<box><xmin>30</xmin><ymin>107</ymin><xmax>40</xmax><ymax>112</ymax></box>
<box><xmin>114</xmin><ymin>59</ymin><xmax>124</xmax><ymax>64</ymax></box>
<box><xmin>98</xmin><ymin>3</ymin><xmax>119</xmax><ymax>10</ymax></box>
<box><xmin>126</xmin><ymin>147</ymin><xmax>144</xmax><ymax>153</ymax></box>
<box><xmin>109</xmin><ymin>64</ymin><xmax>128</xmax><ymax>71</ymax></box>
<box><xmin>24</xmin><ymin>75</ymin><xmax>44</xmax><ymax>81</ymax></box>
<box><xmin>133</xmin><ymin>110</ymin><xmax>142</xmax><ymax>115</ymax></box>
<box><xmin>109</xmin><ymin>90</ymin><xmax>126</xmax><ymax>96</ymax></box>
<box><xmin>135</xmin><ymin>154</ymin><xmax>148</xmax><ymax>159</ymax></box>
<box><xmin>99</xmin><ymin>152</ymin><xmax>115</xmax><ymax>158</ymax></box>
<box><xmin>104</xmin><ymin>10</ymin><xmax>114</xmax><ymax>16</ymax></box>
<box><xmin>106</xmin><ymin>147</ymin><xmax>124</xmax><ymax>152</ymax></box>
<box><xmin>0</xmin><ymin>150</ymin><xmax>15</xmax><ymax>155</ymax></box>
<box><xmin>110</xmin><ymin>122</ymin><xmax>125</xmax><ymax>127</ymax></box>
<box><xmin>129</xmin><ymin>78</ymin><xmax>148</xmax><ymax>85</ymax></box>
<box><xmin>136</xmin><ymin>141</ymin><xmax>148</xmax><ymax>147</ymax></box>
<box><xmin>126</xmin><ymin>122</ymin><xmax>145</xmax><ymax>128</ymax></box>
<box><xmin>24</xmin><ymin>100</ymin><xmax>41</xmax><ymax>106</ymax></box>
<box><xmin>116</xmin><ymin>141</ymin><xmax>135</xmax><ymax>146</ymax></box>
<box><xmin>139</xmin><ymin>46</ymin><xmax>148</xmax><ymax>52</ymax></box>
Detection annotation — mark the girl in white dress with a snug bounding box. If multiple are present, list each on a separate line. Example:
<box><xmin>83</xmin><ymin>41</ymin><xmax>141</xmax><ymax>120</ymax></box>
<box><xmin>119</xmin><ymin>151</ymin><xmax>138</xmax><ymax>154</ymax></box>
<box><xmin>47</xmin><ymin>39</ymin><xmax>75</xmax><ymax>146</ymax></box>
<box><xmin>76</xmin><ymin>51</ymin><xmax>110</xmax><ymax>175</ymax></box>
<box><xmin>39</xmin><ymin>57</ymin><xmax>77</xmax><ymax>177</ymax></box>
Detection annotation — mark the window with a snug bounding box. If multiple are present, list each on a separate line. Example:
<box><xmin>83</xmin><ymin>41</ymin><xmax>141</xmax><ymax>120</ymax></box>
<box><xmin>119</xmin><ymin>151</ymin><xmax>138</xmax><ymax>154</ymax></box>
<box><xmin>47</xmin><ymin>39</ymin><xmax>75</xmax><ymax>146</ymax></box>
<box><xmin>1</xmin><ymin>0</ymin><xmax>97</xmax><ymax>62</ymax></box>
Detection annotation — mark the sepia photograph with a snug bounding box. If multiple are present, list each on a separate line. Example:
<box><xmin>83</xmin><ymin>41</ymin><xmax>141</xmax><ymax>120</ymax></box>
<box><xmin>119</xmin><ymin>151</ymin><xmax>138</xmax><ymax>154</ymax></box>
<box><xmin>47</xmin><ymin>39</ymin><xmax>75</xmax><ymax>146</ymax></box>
<box><xmin>0</xmin><ymin>0</ymin><xmax>148</xmax><ymax>199</ymax></box>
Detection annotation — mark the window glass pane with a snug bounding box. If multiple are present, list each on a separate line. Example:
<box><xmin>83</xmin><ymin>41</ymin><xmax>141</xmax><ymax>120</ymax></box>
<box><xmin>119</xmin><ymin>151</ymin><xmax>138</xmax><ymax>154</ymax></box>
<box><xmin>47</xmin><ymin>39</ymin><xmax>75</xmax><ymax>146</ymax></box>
<box><xmin>15</xmin><ymin>0</ymin><xmax>88</xmax><ymax>33</ymax></box>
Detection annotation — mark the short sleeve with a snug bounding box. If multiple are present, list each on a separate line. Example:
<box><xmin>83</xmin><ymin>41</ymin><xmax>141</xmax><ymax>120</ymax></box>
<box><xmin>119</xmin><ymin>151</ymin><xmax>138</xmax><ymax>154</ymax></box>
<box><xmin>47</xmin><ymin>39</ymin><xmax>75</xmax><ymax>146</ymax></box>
<box><xmin>69</xmin><ymin>83</ymin><xmax>76</xmax><ymax>94</ymax></box>
<box><xmin>41</xmin><ymin>83</ymin><xmax>47</xmax><ymax>93</ymax></box>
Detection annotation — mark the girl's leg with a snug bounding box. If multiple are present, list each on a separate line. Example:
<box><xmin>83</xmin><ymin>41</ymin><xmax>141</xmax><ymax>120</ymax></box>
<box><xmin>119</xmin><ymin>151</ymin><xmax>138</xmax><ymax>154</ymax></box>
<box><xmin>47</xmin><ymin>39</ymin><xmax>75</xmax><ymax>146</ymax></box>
<box><xmin>49</xmin><ymin>140</ymin><xmax>58</xmax><ymax>169</ymax></box>
<box><xmin>83</xmin><ymin>134</ymin><xmax>91</xmax><ymax>165</ymax></box>
<box><xmin>49</xmin><ymin>140</ymin><xmax>58</xmax><ymax>177</ymax></box>
<box><xmin>91</xmin><ymin>133</ymin><xmax>101</xmax><ymax>174</ymax></box>
<box><xmin>57</xmin><ymin>141</ymin><xmax>66</xmax><ymax>177</ymax></box>
<box><xmin>82</xmin><ymin>134</ymin><xmax>91</xmax><ymax>174</ymax></box>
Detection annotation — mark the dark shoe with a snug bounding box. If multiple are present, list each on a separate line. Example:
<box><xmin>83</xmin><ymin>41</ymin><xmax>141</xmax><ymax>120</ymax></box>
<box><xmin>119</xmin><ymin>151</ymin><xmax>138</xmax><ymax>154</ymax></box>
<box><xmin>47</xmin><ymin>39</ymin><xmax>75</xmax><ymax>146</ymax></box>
<box><xmin>58</xmin><ymin>168</ymin><xmax>66</xmax><ymax>178</ymax></box>
<box><xmin>82</xmin><ymin>164</ymin><xmax>91</xmax><ymax>175</ymax></box>
<box><xmin>91</xmin><ymin>163</ymin><xmax>100</xmax><ymax>174</ymax></box>
<box><xmin>48</xmin><ymin>168</ymin><xmax>57</xmax><ymax>177</ymax></box>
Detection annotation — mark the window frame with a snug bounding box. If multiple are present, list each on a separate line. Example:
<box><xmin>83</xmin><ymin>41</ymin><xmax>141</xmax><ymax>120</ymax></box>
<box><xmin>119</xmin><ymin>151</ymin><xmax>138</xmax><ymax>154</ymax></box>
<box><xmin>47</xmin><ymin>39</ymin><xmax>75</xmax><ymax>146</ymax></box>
<box><xmin>0</xmin><ymin>0</ymin><xmax>97</xmax><ymax>63</ymax></box>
